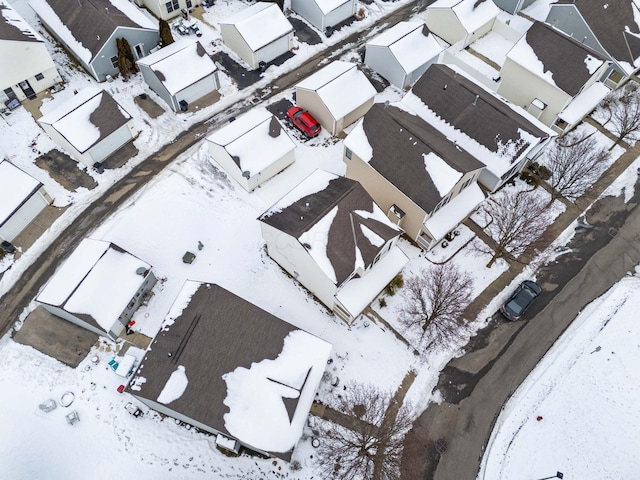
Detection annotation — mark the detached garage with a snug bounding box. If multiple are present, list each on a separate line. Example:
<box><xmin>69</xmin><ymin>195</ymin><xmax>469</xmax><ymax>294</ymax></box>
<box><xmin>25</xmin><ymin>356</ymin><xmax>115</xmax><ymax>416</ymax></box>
<box><xmin>291</xmin><ymin>0</ymin><xmax>356</xmax><ymax>33</ymax></box>
<box><xmin>137</xmin><ymin>39</ymin><xmax>220</xmax><ymax>112</ymax></box>
<box><xmin>220</xmin><ymin>2</ymin><xmax>294</xmax><ymax>70</ymax></box>
<box><xmin>38</xmin><ymin>87</ymin><xmax>136</xmax><ymax>168</ymax></box>
<box><xmin>0</xmin><ymin>160</ymin><xmax>52</xmax><ymax>243</ymax></box>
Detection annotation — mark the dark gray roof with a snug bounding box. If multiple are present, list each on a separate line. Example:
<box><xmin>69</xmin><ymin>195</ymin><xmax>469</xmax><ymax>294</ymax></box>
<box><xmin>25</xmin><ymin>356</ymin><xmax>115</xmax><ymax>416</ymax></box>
<box><xmin>524</xmin><ymin>21</ymin><xmax>607</xmax><ymax>95</ymax></box>
<box><xmin>128</xmin><ymin>283</ymin><xmax>311</xmax><ymax>459</ymax></box>
<box><xmin>552</xmin><ymin>0</ymin><xmax>640</xmax><ymax>68</ymax></box>
<box><xmin>0</xmin><ymin>3</ymin><xmax>39</xmax><ymax>42</ymax></box>
<box><xmin>39</xmin><ymin>0</ymin><xmax>153</xmax><ymax>59</ymax></box>
<box><xmin>259</xmin><ymin>175</ymin><xmax>401</xmax><ymax>285</ymax></box>
<box><xmin>361</xmin><ymin>103</ymin><xmax>484</xmax><ymax>213</ymax></box>
<box><xmin>412</xmin><ymin>64</ymin><xmax>548</xmax><ymax>160</ymax></box>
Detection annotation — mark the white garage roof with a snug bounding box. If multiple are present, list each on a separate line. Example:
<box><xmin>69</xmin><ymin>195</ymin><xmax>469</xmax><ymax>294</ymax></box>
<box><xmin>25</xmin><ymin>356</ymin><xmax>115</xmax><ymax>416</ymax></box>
<box><xmin>0</xmin><ymin>161</ymin><xmax>42</xmax><ymax>226</ymax></box>
<box><xmin>220</xmin><ymin>2</ymin><xmax>293</xmax><ymax>51</ymax></box>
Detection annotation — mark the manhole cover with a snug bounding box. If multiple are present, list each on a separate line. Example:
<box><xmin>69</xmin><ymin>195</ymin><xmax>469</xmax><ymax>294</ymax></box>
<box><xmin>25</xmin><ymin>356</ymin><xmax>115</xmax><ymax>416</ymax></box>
<box><xmin>435</xmin><ymin>439</ymin><xmax>448</xmax><ymax>454</ymax></box>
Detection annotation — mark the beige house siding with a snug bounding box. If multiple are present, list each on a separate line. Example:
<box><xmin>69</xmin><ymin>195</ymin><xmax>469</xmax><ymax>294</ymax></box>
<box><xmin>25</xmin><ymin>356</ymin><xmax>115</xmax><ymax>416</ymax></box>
<box><xmin>296</xmin><ymin>88</ymin><xmax>336</xmax><ymax>134</ymax></box>
<box><xmin>220</xmin><ymin>24</ymin><xmax>255</xmax><ymax>69</ymax></box>
<box><xmin>342</xmin><ymin>97</ymin><xmax>375</xmax><ymax>134</ymax></box>
<box><xmin>426</xmin><ymin>9</ymin><xmax>465</xmax><ymax>46</ymax></box>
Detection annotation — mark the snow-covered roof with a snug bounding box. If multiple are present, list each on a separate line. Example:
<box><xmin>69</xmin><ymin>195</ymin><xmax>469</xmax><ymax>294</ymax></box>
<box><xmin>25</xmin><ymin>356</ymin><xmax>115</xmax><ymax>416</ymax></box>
<box><xmin>38</xmin><ymin>87</ymin><xmax>131</xmax><ymax>154</ymax></box>
<box><xmin>430</xmin><ymin>0</ymin><xmax>500</xmax><ymax>33</ymax></box>
<box><xmin>207</xmin><ymin>108</ymin><xmax>295</xmax><ymax>178</ymax></box>
<box><xmin>367</xmin><ymin>21</ymin><xmax>444</xmax><ymax>73</ymax></box>
<box><xmin>344</xmin><ymin>102</ymin><xmax>484</xmax><ymax>213</ymax></box>
<box><xmin>0</xmin><ymin>0</ymin><xmax>42</xmax><ymax>42</ymax></box>
<box><xmin>296</xmin><ymin>61</ymin><xmax>376</xmax><ymax>120</ymax></box>
<box><xmin>260</xmin><ymin>170</ymin><xmax>402</xmax><ymax>285</ymax></box>
<box><xmin>29</xmin><ymin>0</ymin><xmax>156</xmax><ymax>64</ymax></box>
<box><xmin>423</xmin><ymin>182</ymin><xmax>484</xmax><ymax>240</ymax></box>
<box><xmin>129</xmin><ymin>282</ymin><xmax>331</xmax><ymax>459</ymax></box>
<box><xmin>220</xmin><ymin>2</ymin><xmax>293</xmax><ymax>51</ymax></box>
<box><xmin>137</xmin><ymin>39</ymin><xmax>217</xmax><ymax>95</ymax></box>
<box><xmin>37</xmin><ymin>238</ymin><xmax>152</xmax><ymax>333</ymax></box>
<box><xmin>505</xmin><ymin>21</ymin><xmax>607</xmax><ymax>96</ymax></box>
<box><xmin>558</xmin><ymin>82</ymin><xmax>611</xmax><ymax>125</ymax></box>
<box><xmin>0</xmin><ymin>160</ymin><xmax>42</xmax><ymax>227</ymax></box>
<box><xmin>407</xmin><ymin>64</ymin><xmax>551</xmax><ymax>178</ymax></box>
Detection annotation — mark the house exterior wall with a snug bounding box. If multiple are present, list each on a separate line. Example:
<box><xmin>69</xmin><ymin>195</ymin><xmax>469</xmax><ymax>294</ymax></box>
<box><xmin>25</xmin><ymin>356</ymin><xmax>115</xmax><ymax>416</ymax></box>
<box><xmin>0</xmin><ymin>188</ymin><xmax>50</xmax><ymax>242</ymax></box>
<box><xmin>426</xmin><ymin>9</ymin><xmax>465</xmax><ymax>47</ymax></box>
<box><xmin>365</xmin><ymin>45</ymin><xmax>404</xmax><ymax>88</ymax></box>
<box><xmin>135</xmin><ymin>0</ymin><xmax>202</xmax><ymax>21</ymax></box>
<box><xmin>0</xmin><ymin>41</ymin><xmax>61</xmax><ymax>100</ymax></box>
<box><xmin>37</xmin><ymin>303</ymin><xmax>108</xmax><ymax>338</ymax></box>
<box><xmin>220</xmin><ymin>24</ymin><xmax>257</xmax><ymax>69</ymax></box>
<box><xmin>324</xmin><ymin>0</ymin><xmax>356</xmax><ymax>29</ymax></box>
<box><xmin>497</xmin><ymin>57</ymin><xmax>571</xmax><ymax>127</ymax></box>
<box><xmin>260</xmin><ymin>222</ymin><xmax>338</xmax><ymax>310</ymax></box>
<box><xmin>291</xmin><ymin>0</ymin><xmax>324</xmax><ymax>31</ymax></box>
<box><xmin>343</xmin><ymin>150</ymin><xmax>427</xmax><ymax>241</ymax></box>
<box><xmin>254</xmin><ymin>33</ymin><xmax>293</xmax><ymax>67</ymax></box>
<box><xmin>340</xmin><ymin>96</ymin><xmax>374</xmax><ymax>135</ymax></box>
<box><xmin>84</xmin><ymin>121</ymin><xmax>136</xmax><ymax>165</ymax></box>
<box><xmin>38</xmin><ymin>121</ymin><xmax>84</xmax><ymax>165</ymax></box>
<box><xmin>493</xmin><ymin>0</ymin><xmax>535</xmax><ymax>14</ymax></box>
<box><xmin>115</xmin><ymin>270</ymin><xmax>157</xmax><ymax>328</ymax></box>
<box><xmin>176</xmin><ymin>72</ymin><xmax>220</xmax><ymax>107</ymax></box>
<box><xmin>138</xmin><ymin>63</ymin><xmax>175</xmax><ymax>109</ymax></box>
<box><xmin>296</xmin><ymin>87</ymin><xmax>336</xmax><ymax>134</ymax></box>
<box><xmin>209</xmin><ymin>143</ymin><xmax>251</xmax><ymax>191</ymax></box>
<box><xmin>91</xmin><ymin>28</ymin><xmax>160</xmax><ymax>82</ymax></box>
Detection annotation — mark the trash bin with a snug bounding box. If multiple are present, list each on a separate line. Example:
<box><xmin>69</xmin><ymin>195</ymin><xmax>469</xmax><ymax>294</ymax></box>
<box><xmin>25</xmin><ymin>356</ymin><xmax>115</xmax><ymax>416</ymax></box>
<box><xmin>179</xmin><ymin>100</ymin><xmax>189</xmax><ymax>112</ymax></box>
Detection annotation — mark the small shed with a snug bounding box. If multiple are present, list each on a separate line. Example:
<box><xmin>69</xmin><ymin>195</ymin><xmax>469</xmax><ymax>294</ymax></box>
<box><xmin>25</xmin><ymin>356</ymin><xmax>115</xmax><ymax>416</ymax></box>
<box><xmin>137</xmin><ymin>39</ymin><xmax>219</xmax><ymax>112</ymax></box>
<box><xmin>219</xmin><ymin>2</ymin><xmax>294</xmax><ymax>70</ymax></box>
<box><xmin>207</xmin><ymin>108</ymin><xmax>295</xmax><ymax>191</ymax></box>
<box><xmin>290</xmin><ymin>0</ymin><xmax>356</xmax><ymax>33</ymax></box>
<box><xmin>38</xmin><ymin>87</ymin><xmax>136</xmax><ymax>168</ymax></box>
<box><xmin>0</xmin><ymin>160</ymin><xmax>52</xmax><ymax>243</ymax></box>
<box><xmin>295</xmin><ymin>61</ymin><xmax>376</xmax><ymax>135</ymax></box>
<box><xmin>426</xmin><ymin>0</ymin><xmax>500</xmax><ymax>48</ymax></box>
<box><xmin>365</xmin><ymin>21</ymin><xmax>445</xmax><ymax>89</ymax></box>
<box><xmin>36</xmin><ymin>238</ymin><xmax>157</xmax><ymax>340</ymax></box>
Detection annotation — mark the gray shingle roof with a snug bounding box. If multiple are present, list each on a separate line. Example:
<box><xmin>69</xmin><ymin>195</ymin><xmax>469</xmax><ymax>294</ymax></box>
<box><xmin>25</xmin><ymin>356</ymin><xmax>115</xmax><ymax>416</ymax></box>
<box><xmin>552</xmin><ymin>0</ymin><xmax>640</xmax><ymax>69</ymax></box>
<box><xmin>361</xmin><ymin>103</ymin><xmax>484</xmax><ymax>213</ymax></box>
<box><xmin>524</xmin><ymin>21</ymin><xmax>607</xmax><ymax>96</ymax></box>
<box><xmin>128</xmin><ymin>283</ymin><xmax>316</xmax><ymax>460</ymax></box>
<box><xmin>0</xmin><ymin>3</ymin><xmax>39</xmax><ymax>42</ymax></box>
<box><xmin>411</xmin><ymin>64</ymin><xmax>548</xmax><ymax>158</ymax></box>
<box><xmin>259</xmin><ymin>174</ymin><xmax>401</xmax><ymax>285</ymax></box>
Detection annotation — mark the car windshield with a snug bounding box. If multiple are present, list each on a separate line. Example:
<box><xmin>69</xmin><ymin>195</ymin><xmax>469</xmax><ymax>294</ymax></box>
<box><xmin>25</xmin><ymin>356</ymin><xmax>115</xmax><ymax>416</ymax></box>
<box><xmin>506</xmin><ymin>288</ymin><xmax>536</xmax><ymax>315</ymax></box>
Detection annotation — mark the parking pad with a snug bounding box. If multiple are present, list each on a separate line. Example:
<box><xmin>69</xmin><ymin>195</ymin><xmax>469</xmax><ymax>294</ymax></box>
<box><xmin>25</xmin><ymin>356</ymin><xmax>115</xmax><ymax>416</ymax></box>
<box><xmin>35</xmin><ymin>149</ymin><xmax>97</xmax><ymax>191</ymax></box>
<box><xmin>213</xmin><ymin>51</ymin><xmax>296</xmax><ymax>90</ymax></box>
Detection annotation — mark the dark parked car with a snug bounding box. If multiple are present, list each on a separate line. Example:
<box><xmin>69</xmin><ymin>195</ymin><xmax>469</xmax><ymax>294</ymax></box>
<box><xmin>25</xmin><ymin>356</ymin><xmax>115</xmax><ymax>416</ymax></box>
<box><xmin>1</xmin><ymin>241</ymin><xmax>16</xmax><ymax>254</ymax></box>
<box><xmin>286</xmin><ymin>106</ymin><xmax>321</xmax><ymax>138</ymax></box>
<box><xmin>500</xmin><ymin>280</ymin><xmax>541</xmax><ymax>321</ymax></box>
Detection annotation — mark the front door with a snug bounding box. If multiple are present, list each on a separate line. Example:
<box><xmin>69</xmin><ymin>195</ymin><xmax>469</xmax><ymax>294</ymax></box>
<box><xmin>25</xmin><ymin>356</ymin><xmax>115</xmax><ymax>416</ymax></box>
<box><xmin>18</xmin><ymin>80</ymin><xmax>36</xmax><ymax>99</ymax></box>
<box><xmin>133</xmin><ymin>43</ymin><xmax>145</xmax><ymax>60</ymax></box>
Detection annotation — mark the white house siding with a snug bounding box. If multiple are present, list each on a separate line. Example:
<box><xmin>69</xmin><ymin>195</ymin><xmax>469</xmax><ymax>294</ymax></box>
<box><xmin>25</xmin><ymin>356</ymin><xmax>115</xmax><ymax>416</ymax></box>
<box><xmin>135</xmin><ymin>0</ymin><xmax>201</xmax><ymax>20</ymax></box>
<box><xmin>340</xmin><ymin>97</ymin><xmax>375</xmax><ymax>135</ymax></box>
<box><xmin>38</xmin><ymin>304</ymin><xmax>108</xmax><ymax>338</ymax></box>
<box><xmin>0</xmin><ymin>188</ymin><xmax>50</xmax><ymax>242</ymax></box>
<box><xmin>84</xmin><ymin>121</ymin><xmax>136</xmax><ymax>166</ymax></box>
<box><xmin>176</xmin><ymin>72</ymin><xmax>219</xmax><ymax>107</ymax></box>
<box><xmin>90</xmin><ymin>28</ymin><xmax>159</xmax><ymax>82</ymax></box>
<box><xmin>254</xmin><ymin>33</ymin><xmax>292</xmax><ymax>66</ymax></box>
<box><xmin>208</xmin><ymin>142</ymin><xmax>252</xmax><ymax>191</ymax></box>
<box><xmin>426</xmin><ymin>9</ymin><xmax>465</xmax><ymax>46</ymax></box>
<box><xmin>138</xmin><ymin>64</ymin><xmax>174</xmax><ymax>109</ymax></box>
<box><xmin>324</xmin><ymin>1</ymin><xmax>355</xmax><ymax>29</ymax></box>
<box><xmin>260</xmin><ymin>222</ymin><xmax>338</xmax><ymax>310</ymax></box>
<box><xmin>365</xmin><ymin>46</ymin><xmax>406</xmax><ymax>89</ymax></box>
<box><xmin>0</xmin><ymin>41</ymin><xmax>60</xmax><ymax>100</ymax></box>
<box><xmin>296</xmin><ymin>88</ymin><xmax>336</xmax><ymax>134</ymax></box>
<box><xmin>220</xmin><ymin>23</ymin><xmax>257</xmax><ymax>69</ymax></box>
<box><xmin>291</xmin><ymin>0</ymin><xmax>323</xmax><ymax>31</ymax></box>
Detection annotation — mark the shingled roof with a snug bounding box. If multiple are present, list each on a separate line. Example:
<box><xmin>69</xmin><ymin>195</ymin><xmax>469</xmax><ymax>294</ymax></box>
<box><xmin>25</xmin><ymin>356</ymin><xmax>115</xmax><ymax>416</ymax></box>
<box><xmin>518</xmin><ymin>21</ymin><xmax>607</xmax><ymax>96</ymax></box>
<box><xmin>358</xmin><ymin>103</ymin><xmax>483</xmax><ymax>213</ymax></box>
<box><xmin>551</xmin><ymin>0</ymin><xmax>640</xmax><ymax>72</ymax></box>
<box><xmin>0</xmin><ymin>1</ymin><xmax>40</xmax><ymax>42</ymax></box>
<box><xmin>411</xmin><ymin>64</ymin><xmax>548</xmax><ymax>161</ymax></box>
<box><xmin>259</xmin><ymin>171</ymin><xmax>402</xmax><ymax>285</ymax></box>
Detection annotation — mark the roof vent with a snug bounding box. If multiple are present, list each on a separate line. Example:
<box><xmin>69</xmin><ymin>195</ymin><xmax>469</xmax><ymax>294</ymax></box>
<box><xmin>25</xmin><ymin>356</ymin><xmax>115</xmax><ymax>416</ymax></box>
<box><xmin>136</xmin><ymin>267</ymin><xmax>148</xmax><ymax>276</ymax></box>
<box><xmin>242</xmin><ymin>170</ymin><xmax>251</xmax><ymax>179</ymax></box>
<box><xmin>473</xmin><ymin>95</ymin><xmax>479</xmax><ymax>106</ymax></box>
<box><xmin>443</xmin><ymin>83</ymin><xmax>447</xmax><ymax>90</ymax></box>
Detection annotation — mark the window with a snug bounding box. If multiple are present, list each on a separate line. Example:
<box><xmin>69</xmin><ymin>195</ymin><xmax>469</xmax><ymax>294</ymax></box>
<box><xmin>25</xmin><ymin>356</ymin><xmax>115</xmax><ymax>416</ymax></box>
<box><xmin>186</xmin><ymin>0</ymin><xmax>192</xmax><ymax>7</ymax></box>
<box><xmin>110</xmin><ymin>55</ymin><xmax>118</xmax><ymax>68</ymax></box>
<box><xmin>554</xmin><ymin>118</ymin><xmax>568</xmax><ymax>130</ymax></box>
<box><xmin>345</xmin><ymin>147</ymin><xmax>352</xmax><ymax>160</ymax></box>
<box><xmin>460</xmin><ymin>176</ymin><xmax>474</xmax><ymax>191</ymax></box>
<box><xmin>35</xmin><ymin>73</ymin><xmax>45</xmax><ymax>81</ymax></box>
<box><xmin>166</xmin><ymin>0</ymin><xmax>179</xmax><ymax>12</ymax></box>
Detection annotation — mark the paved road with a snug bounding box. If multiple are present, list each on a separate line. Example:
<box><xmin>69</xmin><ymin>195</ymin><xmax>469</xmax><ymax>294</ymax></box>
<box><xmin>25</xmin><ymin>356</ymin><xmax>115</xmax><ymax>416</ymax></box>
<box><xmin>401</xmin><ymin>188</ymin><xmax>640</xmax><ymax>479</ymax></box>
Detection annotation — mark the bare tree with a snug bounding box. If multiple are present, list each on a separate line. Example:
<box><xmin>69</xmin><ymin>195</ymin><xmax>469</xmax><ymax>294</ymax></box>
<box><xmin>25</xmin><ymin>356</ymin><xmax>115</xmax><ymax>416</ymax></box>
<box><xmin>544</xmin><ymin>130</ymin><xmax>609</xmax><ymax>204</ymax></box>
<box><xmin>316</xmin><ymin>383</ymin><xmax>412</xmax><ymax>480</ymax></box>
<box><xmin>476</xmin><ymin>190</ymin><xmax>549</xmax><ymax>267</ymax></box>
<box><xmin>597</xmin><ymin>82</ymin><xmax>640</xmax><ymax>150</ymax></box>
<box><xmin>399</xmin><ymin>264</ymin><xmax>473</xmax><ymax>348</ymax></box>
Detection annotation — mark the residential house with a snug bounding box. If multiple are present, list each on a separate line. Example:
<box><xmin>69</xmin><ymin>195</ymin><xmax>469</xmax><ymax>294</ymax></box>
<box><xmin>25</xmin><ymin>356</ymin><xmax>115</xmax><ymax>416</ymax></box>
<box><xmin>0</xmin><ymin>0</ymin><xmax>61</xmax><ymax>107</ymax></box>
<box><xmin>405</xmin><ymin>64</ymin><xmax>552</xmax><ymax>192</ymax></box>
<box><xmin>0</xmin><ymin>160</ymin><xmax>52</xmax><ymax>243</ymax></box>
<box><xmin>137</xmin><ymin>39</ymin><xmax>219</xmax><ymax>112</ymax></box>
<box><xmin>343</xmin><ymin>103</ymin><xmax>486</xmax><ymax>251</ymax></box>
<box><xmin>497</xmin><ymin>21</ymin><xmax>612</xmax><ymax>132</ymax></box>
<box><xmin>290</xmin><ymin>0</ymin><xmax>356</xmax><ymax>33</ymax></box>
<box><xmin>128</xmin><ymin>281</ymin><xmax>332</xmax><ymax>460</ymax></box>
<box><xmin>259</xmin><ymin>170</ymin><xmax>409</xmax><ymax>323</ymax></box>
<box><xmin>295</xmin><ymin>61</ymin><xmax>376</xmax><ymax>136</ymax></box>
<box><xmin>546</xmin><ymin>0</ymin><xmax>640</xmax><ymax>87</ymax></box>
<box><xmin>133</xmin><ymin>0</ymin><xmax>201</xmax><ymax>21</ymax></box>
<box><xmin>492</xmin><ymin>0</ymin><xmax>536</xmax><ymax>15</ymax></box>
<box><xmin>364</xmin><ymin>21</ymin><xmax>445</xmax><ymax>89</ymax></box>
<box><xmin>219</xmin><ymin>2</ymin><xmax>294</xmax><ymax>70</ymax></box>
<box><xmin>36</xmin><ymin>238</ymin><xmax>157</xmax><ymax>340</ymax></box>
<box><xmin>207</xmin><ymin>108</ymin><xmax>295</xmax><ymax>191</ymax></box>
<box><xmin>30</xmin><ymin>0</ymin><xmax>159</xmax><ymax>82</ymax></box>
<box><xmin>425</xmin><ymin>0</ymin><xmax>500</xmax><ymax>49</ymax></box>
<box><xmin>38</xmin><ymin>87</ymin><xmax>137</xmax><ymax>168</ymax></box>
